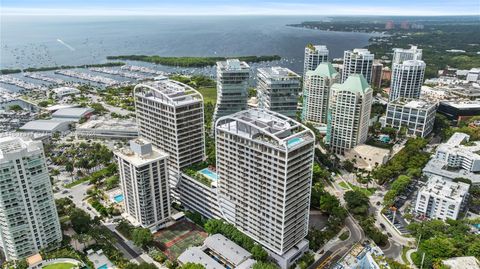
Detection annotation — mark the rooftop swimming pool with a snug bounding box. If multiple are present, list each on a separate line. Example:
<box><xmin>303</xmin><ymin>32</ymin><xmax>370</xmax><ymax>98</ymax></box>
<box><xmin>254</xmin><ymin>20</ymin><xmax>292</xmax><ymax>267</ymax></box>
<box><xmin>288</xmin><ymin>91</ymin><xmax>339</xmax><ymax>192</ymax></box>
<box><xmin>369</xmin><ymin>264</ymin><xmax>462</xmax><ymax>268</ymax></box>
<box><xmin>113</xmin><ymin>194</ymin><xmax>124</xmax><ymax>203</ymax></box>
<box><xmin>199</xmin><ymin>168</ymin><xmax>218</xmax><ymax>181</ymax></box>
<box><xmin>97</xmin><ymin>264</ymin><xmax>108</xmax><ymax>269</ymax></box>
<box><xmin>287</xmin><ymin>137</ymin><xmax>303</xmax><ymax>148</ymax></box>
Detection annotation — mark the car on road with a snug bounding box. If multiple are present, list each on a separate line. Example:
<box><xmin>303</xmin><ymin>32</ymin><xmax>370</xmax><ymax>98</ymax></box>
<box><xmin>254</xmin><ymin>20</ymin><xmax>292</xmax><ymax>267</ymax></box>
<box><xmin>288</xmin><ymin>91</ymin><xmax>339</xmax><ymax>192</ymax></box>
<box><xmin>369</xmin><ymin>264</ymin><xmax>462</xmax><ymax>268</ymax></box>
<box><xmin>380</xmin><ymin>223</ymin><xmax>386</xmax><ymax>230</ymax></box>
<box><xmin>387</xmin><ymin>232</ymin><xmax>392</xmax><ymax>238</ymax></box>
<box><xmin>62</xmin><ymin>190</ymin><xmax>68</xmax><ymax>194</ymax></box>
<box><xmin>87</xmin><ymin>207</ymin><xmax>92</xmax><ymax>210</ymax></box>
<box><xmin>68</xmin><ymin>195</ymin><xmax>73</xmax><ymax>199</ymax></box>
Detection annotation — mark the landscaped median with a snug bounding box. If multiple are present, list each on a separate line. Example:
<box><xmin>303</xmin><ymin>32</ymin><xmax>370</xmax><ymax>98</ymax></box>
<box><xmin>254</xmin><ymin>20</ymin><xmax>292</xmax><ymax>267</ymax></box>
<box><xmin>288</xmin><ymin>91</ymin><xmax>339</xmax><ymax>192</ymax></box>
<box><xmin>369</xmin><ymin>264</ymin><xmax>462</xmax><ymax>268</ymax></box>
<box><xmin>338</xmin><ymin>181</ymin><xmax>376</xmax><ymax>197</ymax></box>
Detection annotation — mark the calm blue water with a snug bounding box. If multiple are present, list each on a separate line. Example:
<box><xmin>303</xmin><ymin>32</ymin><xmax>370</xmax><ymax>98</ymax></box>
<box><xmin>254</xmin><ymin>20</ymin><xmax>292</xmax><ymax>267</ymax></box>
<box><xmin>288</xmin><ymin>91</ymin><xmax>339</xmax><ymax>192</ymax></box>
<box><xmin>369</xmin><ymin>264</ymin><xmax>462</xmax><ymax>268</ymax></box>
<box><xmin>0</xmin><ymin>15</ymin><xmax>376</xmax><ymax>73</ymax></box>
<box><xmin>113</xmin><ymin>194</ymin><xmax>124</xmax><ymax>203</ymax></box>
<box><xmin>287</xmin><ymin>137</ymin><xmax>303</xmax><ymax>147</ymax></box>
<box><xmin>199</xmin><ymin>168</ymin><xmax>218</xmax><ymax>181</ymax></box>
<box><xmin>97</xmin><ymin>264</ymin><xmax>108</xmax><ymax>269</ymax></box>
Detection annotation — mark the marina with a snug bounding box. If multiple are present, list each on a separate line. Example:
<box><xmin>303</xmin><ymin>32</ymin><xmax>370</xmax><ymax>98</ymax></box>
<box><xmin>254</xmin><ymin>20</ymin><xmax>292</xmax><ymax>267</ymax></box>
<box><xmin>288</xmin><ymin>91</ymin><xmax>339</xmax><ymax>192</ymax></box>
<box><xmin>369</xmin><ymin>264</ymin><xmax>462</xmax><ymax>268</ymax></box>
<box><xmin>0</xmin><ymin>75</ymin><xmax>47</xmax><ymax>91</ymax></box>
<box><xmin>89</xmin><ymin>67</ymin><xmax>150</xmax><ymax>80</ymax></box>
<box><xmin>121</xmin><ymin>65</ymin><xmax>168</xmax><ymax>76</ymax></box>
<box><xmin>54</xmin><ymin>70</ymin><xmax>119</xmax><ymax>86</ymax></box>
<box><xmin>23</xmin><ymin>72</ymin><xmax>65</xmax><ymax>84</ymax></box>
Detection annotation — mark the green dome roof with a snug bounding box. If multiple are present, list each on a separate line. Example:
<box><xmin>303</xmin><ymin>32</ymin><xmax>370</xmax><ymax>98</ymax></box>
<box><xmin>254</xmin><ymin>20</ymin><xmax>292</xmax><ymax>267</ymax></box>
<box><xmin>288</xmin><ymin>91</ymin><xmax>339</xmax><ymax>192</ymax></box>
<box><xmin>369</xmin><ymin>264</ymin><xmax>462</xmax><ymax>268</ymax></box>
<box><xmin>306</xmin><ymin>62</ymin><xmax>338</xmax><ymax>78</ymax></box>
<box><xmin>335</xmin><ymin>74</ymin><xmax>371</xmax><ymax>94</ymax></box>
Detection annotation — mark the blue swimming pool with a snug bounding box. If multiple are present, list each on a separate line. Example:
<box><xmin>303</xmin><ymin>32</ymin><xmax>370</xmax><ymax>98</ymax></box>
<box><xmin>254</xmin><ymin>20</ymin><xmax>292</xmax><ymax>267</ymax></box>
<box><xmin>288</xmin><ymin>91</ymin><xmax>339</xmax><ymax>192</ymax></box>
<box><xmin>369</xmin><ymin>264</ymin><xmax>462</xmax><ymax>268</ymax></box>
<box><xmin>199</xmin><ymin>168</ymin><xmax>218</xmax><ymax>181</ymax></box>
<box><xmin>113</xmin><ymin>194</ymin><xmax>124</xmax><ymax>203</ymax></box>
<box><xmin>287</xmin><ymin>137</ymin><xmax>303</xmax><ymax>147</ymax></box>
<box><xmin>97</xmin><ymin>264</ymin><xmax>108</xmax><ymax>269</ymax></box>
<box><xmin>474</xmin><ymin>224</ymin><xmax>480</xmax><ymax>229</ymax></box>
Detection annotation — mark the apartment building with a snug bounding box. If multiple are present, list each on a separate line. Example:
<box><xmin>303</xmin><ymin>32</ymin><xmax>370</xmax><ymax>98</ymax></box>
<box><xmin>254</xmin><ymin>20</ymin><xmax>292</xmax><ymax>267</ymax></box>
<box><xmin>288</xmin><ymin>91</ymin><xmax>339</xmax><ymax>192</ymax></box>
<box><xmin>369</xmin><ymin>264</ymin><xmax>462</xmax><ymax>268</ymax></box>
<box><xmin>134</xmin><ymin>78</ymin><xmax>205</xmax><ymax>196</ymax></box>
<box><xmin>327</xmin><ymin>74</ymin><xmax>373</xmax><ymax>155</ymax></box>
<box><xmin>0</xmin><ymin>137</ymin><xmax>62</xmax><ymax>261</ymax></box>
<box><xmin>384</xmin><ymin>99</ymin><xmax>437</xmax><ymax>138</ymax></box>
<box><xmin>392</xmin><ymin>45</ymin><xmax>422</xmax><ymax>64</ymax></box>
<box><xmin>257</xmin><ymin>67</ymin><xmax>301</xmax><ymax>118</ymax></box>
<box><xmin>215</xmin><ymin>109</ymin><xmax>314</xmax><ymax>268</ymax></box>
<box><xmin>415</xmin><ymin>176</ymin><xmax>469</xmax><ymax>220</ymax></box>
<box><xmin>115</xmin><ymin>139</ymin><xmax>171</xmax><ymax>231</ymax></box>
<box><xmin>435</xmin><ymin>132</ymin><xmax>480</xmax><ymax>172</ymax></box>
<box><xmin>301</xmin><ymin>62</ymin><xmax>339</xmax><ymax>125</ymax></box>
<box><xmin>342</xmin><ymin>49</ymin><xmax>375</xmax><ymax>84</ymax></box>
<box><xmin>303</xmin><ymin>44</ymin><xmax>329</xmax><ymax>75</ymax></box>
<box><xmin>389</xmin><ymin>60</ymin><xmax>426</xmax><ymax>101</ymax></box>
<box><xmin>213</xmin><ymin>59</ymin><xmax>250</xmax><ymax>122</ymax></box>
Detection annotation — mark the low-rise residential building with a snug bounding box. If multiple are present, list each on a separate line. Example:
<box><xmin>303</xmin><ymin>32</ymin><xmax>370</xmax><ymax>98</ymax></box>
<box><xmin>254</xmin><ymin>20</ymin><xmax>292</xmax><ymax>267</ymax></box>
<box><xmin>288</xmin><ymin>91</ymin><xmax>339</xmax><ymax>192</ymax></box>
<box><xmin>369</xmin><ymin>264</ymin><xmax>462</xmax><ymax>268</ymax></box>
<box><xmin>443</xmin><ymin>256</ymin><xmax>480</xmax><ymax>269</ymax></box>
<box><xmin>383</xmin><ymin>99</ymin><xmax>437</xmax><ymax>138</ymax></box>
<box><xmin>178</xmin><ymin>234</ymin><xmax>256</xmax><ymax>269</ymax></box>
<box><xmin>435</xmin><ymin>132</ymin><xmax>480</xmax><ymax>172</ymax></box>
<box><xmin>424</xmin><ymin>133</ymin><xmax>480</xmax><ymax>185</ymax></box>
<box><xmin>414</xmin><ymin>176</ymin><xmax>470</xmax><ymax>220</ymax></box>
<box><xmin>115</xmin><ymin>139</ymin><xmax>171</xmax><ymax>231</ymax></box>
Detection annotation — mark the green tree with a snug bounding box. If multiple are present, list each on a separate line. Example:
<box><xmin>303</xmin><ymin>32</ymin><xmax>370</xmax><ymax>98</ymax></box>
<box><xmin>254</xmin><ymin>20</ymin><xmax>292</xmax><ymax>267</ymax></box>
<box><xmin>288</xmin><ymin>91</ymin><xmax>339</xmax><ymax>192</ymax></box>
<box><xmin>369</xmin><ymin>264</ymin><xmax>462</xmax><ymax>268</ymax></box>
<box><xmin>251</xmin><ymin>244</ymin><xmax>268</xmax><ymax>261</ymax></box>
<box><xmin>179</xmin><ymin>263</ymin><xmax>205</xmax><ymax>269</ymax></box>
<box><xmin>8</xmin><ymin>104</ymin><xmax>23</xmax><ymax>111</ymax></box>
<box><xmin>252</xmin><ymin>262</ymin><xmax>278</xmax><ymax>269</ymax></box>
<box><xmin>132</xmin><ymin>228</ymin><xmax>153</xmax><ymax>248</ymax></box>
<box><xmin>344</xmin><ymin>190</ymin><xmax>369</xmax><ymax>216</ymax></box>
<box><xmin>70</xmin><ymin>208</ymin><xmax>92</xmax><ymax>234</ymax></box>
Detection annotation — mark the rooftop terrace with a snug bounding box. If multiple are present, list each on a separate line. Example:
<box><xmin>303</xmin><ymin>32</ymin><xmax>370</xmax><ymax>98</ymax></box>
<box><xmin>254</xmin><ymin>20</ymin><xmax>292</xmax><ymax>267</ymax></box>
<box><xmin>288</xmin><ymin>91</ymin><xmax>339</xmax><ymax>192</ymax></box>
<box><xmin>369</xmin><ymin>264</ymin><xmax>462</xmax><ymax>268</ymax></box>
<box><xmin>134</xmin><ymin>78</ymin><xmax>203</xmax><ymax>106</ymax></box>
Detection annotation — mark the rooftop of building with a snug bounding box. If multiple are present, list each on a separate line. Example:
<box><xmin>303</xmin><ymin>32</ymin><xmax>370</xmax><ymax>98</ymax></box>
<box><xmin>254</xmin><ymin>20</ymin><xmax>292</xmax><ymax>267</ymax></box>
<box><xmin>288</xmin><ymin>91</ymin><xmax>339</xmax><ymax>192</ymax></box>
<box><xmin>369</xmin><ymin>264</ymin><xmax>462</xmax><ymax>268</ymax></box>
<box><xmin>216</xmin><ymin>108</ymin><xmax>314</xmax><ymax>149</ymax></box>
<box><xmin>389</xmin><ymin>98</ymin><xmax>437</xmax><ymax>109</ymax></box>
<box><xmin>77</xmin><ymin>118</ymin><xmax>137</xmax><ymax>131</ymax></box>
<box><xmin>346</xmin><ymin>48</ymin><xmax>374</xmax><ymax>57</ymax></box>
<box><xmin>423</xmin><ymin>158</ymin><xmax>480</xmax><ymax>185</ymax></box>
<box><xmin>440</xmin><ymin>100</ymin><xmax>480</xmax><ymax>109</ymax></box>
<box><xmin>135</xmin><ymin>78</ymin><xmax>203</xmax><ymax>106</ymax></box>
<box><xmin>0</xmin><ymin>136</ymin><xmax>42</xmax><ymax>160</ymax></box>
<box><xmin>114</xmin><ymin>138</ymin><xmax>168</xmax><ymax>166</ymax></box>
<box><xmin>393</xmin><ymin>46</ymin><xmax>422</xmax><ymax>54</ymax></box>
<box><xmin>333</xmin><ymin>74</ymin><xmax>371</xmax><ymax>94</ymax></box>
<box><xmin>396</xmin><ymin>59</ymin><xmax>426</xmax><ymax>67</ymax></box>
<box><xmin>20</xmin><ymin>119</ymin><xmax>70</xmax><ymax>132</ymax></box>
<box><xmin>437</xmin><ymin>132</ymin><xmax>480</xmax><ymax>161</ymax></box>
<box><xmin>52</xmin><ymin>107</ymin><xmax>94</xmax><ymax>118</ymax></box>
<box><xmin>420</xmin><ymin>176</ymin><xmax>470</xmax><ymax>200</ymax></box>
<box><xmin>257</xmin><ymin>66</ymin><xmax>300</xmax><ymax>80</ymax></box>
<box><xmin>178</xmin><ymin>234</ymin><xmax>255</xmax><ymax>269</ymax></box>
<box><xmin>306</xmin><ymin>62</ymin><xmax>338</xmax><ymax>78</ymax></box>
<box><xmin>305</xmin><ymin>44</ymin><xmax>328</xmax><ymax>52</ymax></box>
<box><xmin>217</xmin><ymin>59</ymin><xmax>250</xmax><ymax>71</ymax></box>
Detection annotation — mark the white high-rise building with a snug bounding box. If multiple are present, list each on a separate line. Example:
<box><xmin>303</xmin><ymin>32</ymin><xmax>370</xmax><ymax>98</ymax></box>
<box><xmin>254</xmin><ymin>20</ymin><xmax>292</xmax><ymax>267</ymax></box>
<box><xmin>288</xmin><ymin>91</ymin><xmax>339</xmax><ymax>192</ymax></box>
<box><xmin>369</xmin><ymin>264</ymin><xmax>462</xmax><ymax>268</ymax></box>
<box><xmin>301</xmin><ymin>62</ymin><xmax>339</xmax><ymax>125</ymax></box>
<box><xmin>0</xmin><ymin>137</ymin><xmax>62</xmax><ymax>261</ymax></box>
<box><xmin>342</xmin><ymin>49</ymin><xmax>375</xmax><ymax>84</ymax></box>
<box><xmin>389</xmin><ymin>60</ymin><xmax>426</xmax><ymax>101</ymax></box>
<box><xmin>414</xmin><ymin>176</ymin><xmax>469</xmax><ymax>221</ymax></box>
<box><xmin>215</xmin><ymin>109</ymin><xmax>315</xmax><ymax>268</ymax></box>
<box><xmin>392</xmin><ymin>45</ymin><xmax>422</xmax><ymax>64</ymax></box>
<box><xmin>257</xmin><ymin>67</ymin><xmax>301</xmax><ymax>118</ymax></box>
<box><xmin>327</xmin><ymin>74</ymin><xmax>373</xmax><ymax>155</ymax></box>
<box><xmin>213</xmin><ymin>59</ymin><xmax>250</xmax><ymax>122</ymax></box>
<box><xmin>384</xmin><ymin>99</ymin><xmax>437</xmax><ymax>138</ymax></box>
<box><xmin>435</xmin><ymin>132</ymin><xmax>480</xmax><ymax>172</ymax></box>
<box><xmin>134</xmin><ymin>78</ymin><xmax>205</xmax><ymax>196</ymax></box>
<box><xmin>115</xmin><ymin>139</ymin><xmax>171</xmax><ymax>231</ymax></box>
<box><xmin>303</xmin><ymin>44</ymin><xmax>329</xmax><ymax>75</ymax></box>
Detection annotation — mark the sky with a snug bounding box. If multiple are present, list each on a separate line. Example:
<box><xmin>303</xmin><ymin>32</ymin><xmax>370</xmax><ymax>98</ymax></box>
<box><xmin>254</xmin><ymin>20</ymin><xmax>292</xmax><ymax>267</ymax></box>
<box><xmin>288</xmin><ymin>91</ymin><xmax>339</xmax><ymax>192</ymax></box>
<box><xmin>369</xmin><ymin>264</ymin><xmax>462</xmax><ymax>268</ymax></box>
<box><xmin>1</xmin><ymin>0</ymin><xmax>480</xmax><ymax>16</ymax></box>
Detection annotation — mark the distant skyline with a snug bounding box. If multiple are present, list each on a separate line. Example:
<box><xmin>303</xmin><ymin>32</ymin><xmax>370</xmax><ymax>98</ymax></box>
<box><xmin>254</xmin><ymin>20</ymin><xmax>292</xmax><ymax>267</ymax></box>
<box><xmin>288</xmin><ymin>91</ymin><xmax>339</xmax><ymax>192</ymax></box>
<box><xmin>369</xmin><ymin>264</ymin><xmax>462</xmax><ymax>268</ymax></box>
<box><xmin>2</xmin><ymin>0</ymin><xmax>479</xmax><ymax>16</ymax></box>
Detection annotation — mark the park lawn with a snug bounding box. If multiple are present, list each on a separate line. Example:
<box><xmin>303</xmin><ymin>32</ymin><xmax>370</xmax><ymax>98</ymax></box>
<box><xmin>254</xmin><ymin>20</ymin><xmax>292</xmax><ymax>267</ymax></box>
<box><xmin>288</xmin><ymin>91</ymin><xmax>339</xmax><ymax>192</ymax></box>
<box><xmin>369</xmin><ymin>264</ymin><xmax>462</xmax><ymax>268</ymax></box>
<box><xmin>339</xmin><ymin>181</ymin><xmax>376</xmax><ymax>197</ymax></box>
<box><xmin>198</xmin><ymin>87</ymin><xmax>216</xmax><ymax>104</ymax></box>
<box><xmin>42</xmin><ymin>263</ymin><xmax>76</xmax><ymax>269</ymax></box>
